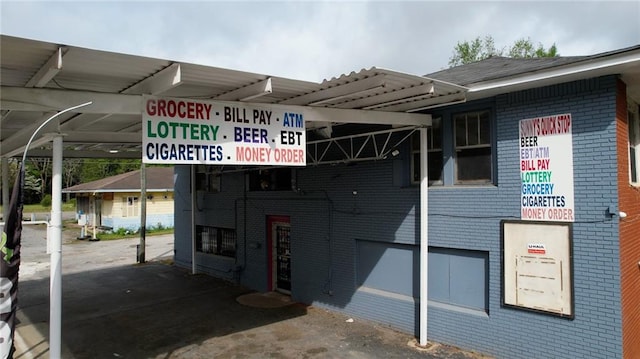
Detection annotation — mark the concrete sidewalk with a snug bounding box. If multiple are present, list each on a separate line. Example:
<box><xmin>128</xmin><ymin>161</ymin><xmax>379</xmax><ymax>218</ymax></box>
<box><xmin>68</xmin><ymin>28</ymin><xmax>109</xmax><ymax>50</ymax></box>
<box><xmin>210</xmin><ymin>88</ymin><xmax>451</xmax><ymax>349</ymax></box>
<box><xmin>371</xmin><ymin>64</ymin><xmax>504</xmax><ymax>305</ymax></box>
<box><xmin>13</xmin><ymin>227</ymin><xmax>490</xmax><ymax>359</ymax></box>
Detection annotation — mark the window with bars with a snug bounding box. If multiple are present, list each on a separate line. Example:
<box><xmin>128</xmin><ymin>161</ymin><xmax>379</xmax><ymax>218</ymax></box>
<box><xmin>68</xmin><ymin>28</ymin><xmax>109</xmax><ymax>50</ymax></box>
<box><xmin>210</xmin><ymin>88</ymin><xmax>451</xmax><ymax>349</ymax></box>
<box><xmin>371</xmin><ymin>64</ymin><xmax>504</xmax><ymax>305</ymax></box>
<box><xmin>196</xmin><ymin>226</ymin><xmax>237</xmax><ymax>258</ymax></box>
<box><xmin>454</xmin><ymin>110</ymin><xmax>492</xmax><ymax>183</ymax></box>
<box><xmin>629</xmin><ymin>103</ymin><xmax>640</xmax><ymax>185</ymax></box>
<box><xmin>411</xmin><ymin>118</ymin><xmax>443</xmax><ymax>184</ymax></box>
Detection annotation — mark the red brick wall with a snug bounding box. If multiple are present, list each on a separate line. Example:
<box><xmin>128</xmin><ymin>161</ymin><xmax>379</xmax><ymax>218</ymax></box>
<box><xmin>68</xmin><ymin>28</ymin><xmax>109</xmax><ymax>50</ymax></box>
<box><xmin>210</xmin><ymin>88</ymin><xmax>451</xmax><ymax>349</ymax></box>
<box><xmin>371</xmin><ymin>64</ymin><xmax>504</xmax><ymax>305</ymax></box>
<box><xmin>616</xmin><ymin>79</ymin><xmax>640</xmax><ymax>359</ymax></box>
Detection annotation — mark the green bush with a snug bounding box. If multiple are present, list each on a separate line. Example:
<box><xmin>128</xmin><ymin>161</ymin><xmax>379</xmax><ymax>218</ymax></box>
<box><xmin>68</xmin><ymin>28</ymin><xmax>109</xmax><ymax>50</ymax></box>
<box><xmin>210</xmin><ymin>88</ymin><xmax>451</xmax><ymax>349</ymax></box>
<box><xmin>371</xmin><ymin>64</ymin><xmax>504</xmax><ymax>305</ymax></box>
<box><xmin>40</xmin><ymin>194</ymin><xmax>52</xmax><ymax>208</ymax></box>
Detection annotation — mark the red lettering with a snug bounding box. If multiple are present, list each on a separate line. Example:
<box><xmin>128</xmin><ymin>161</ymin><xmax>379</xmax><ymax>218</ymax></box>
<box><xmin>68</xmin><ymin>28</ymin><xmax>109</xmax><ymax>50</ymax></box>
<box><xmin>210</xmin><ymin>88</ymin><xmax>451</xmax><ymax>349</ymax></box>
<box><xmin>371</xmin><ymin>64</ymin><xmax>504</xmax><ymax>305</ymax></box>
<box><xmin>146</xmin><ymin>99</ymin><xmax>211</xmax><ymax>120</ymax></box>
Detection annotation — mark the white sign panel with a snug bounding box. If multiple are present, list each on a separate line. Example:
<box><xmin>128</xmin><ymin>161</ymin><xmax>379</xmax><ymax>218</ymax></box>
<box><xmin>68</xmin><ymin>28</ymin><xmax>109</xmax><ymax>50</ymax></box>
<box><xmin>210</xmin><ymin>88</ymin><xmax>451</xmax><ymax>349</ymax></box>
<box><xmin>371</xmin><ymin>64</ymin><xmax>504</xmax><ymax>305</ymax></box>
<box><xmin>502</xmin><ymin>221</ymin><xmax>573</xmax><ymax>318</ymax></box>
<box><xmin>142</xmin><ymin>95</ymin><xmax>306</xmax><ymax>166</ymax></box>
<box><xmin>519</xmin><ymin>114</ymin><xmax>574</xmax><ymax>222</ymax></box>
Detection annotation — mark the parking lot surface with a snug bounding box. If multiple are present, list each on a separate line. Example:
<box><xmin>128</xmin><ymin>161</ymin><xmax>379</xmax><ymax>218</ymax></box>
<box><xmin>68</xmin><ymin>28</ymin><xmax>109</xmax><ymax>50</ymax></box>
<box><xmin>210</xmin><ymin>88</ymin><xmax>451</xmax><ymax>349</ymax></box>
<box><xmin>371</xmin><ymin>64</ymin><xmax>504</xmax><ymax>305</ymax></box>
<box><xmin>13</xmin><ymin>223</ymin><xmax>490</xmax><ymax>359</ymax></box>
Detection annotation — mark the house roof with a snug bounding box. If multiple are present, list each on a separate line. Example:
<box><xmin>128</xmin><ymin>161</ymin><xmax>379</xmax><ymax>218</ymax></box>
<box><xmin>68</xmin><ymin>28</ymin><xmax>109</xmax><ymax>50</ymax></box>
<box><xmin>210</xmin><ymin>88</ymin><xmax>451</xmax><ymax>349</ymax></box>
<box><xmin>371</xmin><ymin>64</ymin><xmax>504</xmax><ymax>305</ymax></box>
<box><xmin>426</xmin><ymin>56</ymin><xmax>590</xmax><ymax>86</ymax></box>
<box><xmin>62</xmin><ymin>167</ymin><xmax>174</xmax><ymax>193</ymax></box>
<box><xmin>426</xmin><ymin>45</ymin><xmax>640</xmax><ymax>103</ymax></box>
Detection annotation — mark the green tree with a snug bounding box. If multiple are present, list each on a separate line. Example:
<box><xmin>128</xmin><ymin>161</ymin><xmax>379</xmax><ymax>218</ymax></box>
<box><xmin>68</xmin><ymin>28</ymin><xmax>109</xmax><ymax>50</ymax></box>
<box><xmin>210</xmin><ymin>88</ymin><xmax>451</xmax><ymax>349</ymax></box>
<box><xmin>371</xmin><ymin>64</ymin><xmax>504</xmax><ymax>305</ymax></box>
<box><xmin>509</xmin><ymin>37</ymin><xmax>558</xmax><ymax>58</ymax></box>
<box><xmin>79</xmin><ymin>158</ymin><xmax>141</xmax><ymax>183</ymax></box>
<box><xmin>449</xmin><ymin>36</ymin><xmax>559</xmax><ymax>67</ymax></box>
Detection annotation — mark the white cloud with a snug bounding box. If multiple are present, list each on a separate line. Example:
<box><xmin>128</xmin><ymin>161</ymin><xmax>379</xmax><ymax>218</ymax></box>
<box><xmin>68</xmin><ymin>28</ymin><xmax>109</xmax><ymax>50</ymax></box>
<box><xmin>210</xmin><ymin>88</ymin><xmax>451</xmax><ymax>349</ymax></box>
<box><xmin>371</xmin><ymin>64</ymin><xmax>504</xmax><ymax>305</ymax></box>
<box><xmin>1</xmin><ymin>1</ymin><xmax>638</xmax><ymax>82</ymax></box>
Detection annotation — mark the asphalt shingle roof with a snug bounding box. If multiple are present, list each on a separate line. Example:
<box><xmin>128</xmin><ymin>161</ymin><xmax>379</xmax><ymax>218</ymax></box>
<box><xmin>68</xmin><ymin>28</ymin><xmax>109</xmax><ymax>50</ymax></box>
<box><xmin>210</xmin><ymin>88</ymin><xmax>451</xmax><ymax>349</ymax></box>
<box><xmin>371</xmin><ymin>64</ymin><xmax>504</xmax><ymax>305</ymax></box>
<box><xmin>425</xmin><ymin>45</ymin><xmax>640</xmax><ymax>86</ymax></box>
<box><xmin>63</xmin><ymin>167</ymin><xmax>174</xmax><ymax>192</ymax></box>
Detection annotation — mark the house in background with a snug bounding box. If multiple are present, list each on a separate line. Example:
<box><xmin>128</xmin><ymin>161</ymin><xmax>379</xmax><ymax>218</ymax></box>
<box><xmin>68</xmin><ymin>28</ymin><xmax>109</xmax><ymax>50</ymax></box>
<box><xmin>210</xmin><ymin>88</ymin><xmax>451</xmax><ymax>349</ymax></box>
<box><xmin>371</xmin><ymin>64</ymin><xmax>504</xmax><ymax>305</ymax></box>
<box><xmin>63</xmin><ymin>167</ymin><xmax>174</xmax><ymax>232</ymax></box>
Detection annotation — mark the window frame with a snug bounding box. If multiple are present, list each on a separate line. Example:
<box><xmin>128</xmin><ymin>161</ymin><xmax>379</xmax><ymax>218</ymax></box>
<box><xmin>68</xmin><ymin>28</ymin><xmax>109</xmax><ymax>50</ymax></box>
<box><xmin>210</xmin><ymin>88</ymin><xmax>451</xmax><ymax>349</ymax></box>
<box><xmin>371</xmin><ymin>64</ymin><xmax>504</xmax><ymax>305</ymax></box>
<box><xmin>453</xmin><ymin>109</ymin><xmax>493</xmax><ymax>184</ymax></box>
<box><xmin>629</xmin><ymin>102</ymin><xmax>640</xmax><ymax>186</ymax></box>
<box><xmin>196</xmin><ymin>225</ymin><xmax>237</xmax><ymax>258</ymax></box>
<box><xmin>122</xmin><ymin>196</ymin><xmax>139</xmax><ymax>217</ymax></box>
<box><xmin>411</xmin><ymin>117</ymin><xmax>443</xmax><ymax>185</ymax></box>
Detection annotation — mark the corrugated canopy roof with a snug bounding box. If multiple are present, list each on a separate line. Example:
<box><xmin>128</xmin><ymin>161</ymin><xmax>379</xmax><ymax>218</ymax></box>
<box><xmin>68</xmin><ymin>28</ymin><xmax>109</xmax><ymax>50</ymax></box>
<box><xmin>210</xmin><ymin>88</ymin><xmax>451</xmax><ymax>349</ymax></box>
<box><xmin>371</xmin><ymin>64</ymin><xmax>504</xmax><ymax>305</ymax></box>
<box><xmin>0</xmin><ymin>35</ymin><xmax>466</xmax><ymax>159</ymax></box>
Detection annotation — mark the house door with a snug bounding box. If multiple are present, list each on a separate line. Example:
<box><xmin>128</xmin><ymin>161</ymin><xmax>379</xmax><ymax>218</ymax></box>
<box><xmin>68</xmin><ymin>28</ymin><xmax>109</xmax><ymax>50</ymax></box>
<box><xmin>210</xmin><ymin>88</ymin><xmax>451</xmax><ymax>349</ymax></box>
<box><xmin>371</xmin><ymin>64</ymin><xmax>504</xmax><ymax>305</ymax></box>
<box><xmin>267</xmin><ymin>216</ymin><xmax>291</xmax><ymax>293</ymax></box>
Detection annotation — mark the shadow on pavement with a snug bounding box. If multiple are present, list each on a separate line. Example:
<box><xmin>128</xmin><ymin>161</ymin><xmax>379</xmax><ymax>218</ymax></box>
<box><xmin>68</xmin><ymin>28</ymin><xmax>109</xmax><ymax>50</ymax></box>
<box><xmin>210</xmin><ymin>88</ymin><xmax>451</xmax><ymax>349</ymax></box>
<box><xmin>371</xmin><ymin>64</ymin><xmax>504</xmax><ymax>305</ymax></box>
<box><xmin>16</xmin><ymin>261</ymin><xmax>308</xmax><ymax>358</ymax></box>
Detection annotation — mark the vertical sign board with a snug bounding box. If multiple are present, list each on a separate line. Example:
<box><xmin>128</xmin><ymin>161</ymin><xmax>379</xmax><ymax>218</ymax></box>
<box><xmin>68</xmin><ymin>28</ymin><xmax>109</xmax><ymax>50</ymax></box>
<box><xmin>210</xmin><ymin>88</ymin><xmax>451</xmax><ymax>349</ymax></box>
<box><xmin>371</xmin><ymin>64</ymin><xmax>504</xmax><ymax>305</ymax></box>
<box><xmin>519</xmin><ymin>114</ymin><xmax>574</xmax><ymax>222</ymax></box>
<box><xmin>502</xmin><ymin>221</ymin><xmax>573</xmax><ymax>318</ymax></box>
<box><xmin>142</xmin><ymin>95</ymin><xmax>306</xmax><ymax>166</ymax></box>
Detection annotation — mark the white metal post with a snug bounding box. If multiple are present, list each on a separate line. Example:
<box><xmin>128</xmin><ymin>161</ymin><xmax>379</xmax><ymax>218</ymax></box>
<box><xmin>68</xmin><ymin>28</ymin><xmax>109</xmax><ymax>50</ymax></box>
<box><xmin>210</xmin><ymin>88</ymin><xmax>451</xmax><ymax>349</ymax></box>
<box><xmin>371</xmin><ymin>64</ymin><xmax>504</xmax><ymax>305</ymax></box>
<box><xmin>419</xmin><ymin>127</ymin><xmax>429</xmax><ymax>346</ymax></box>
<box><xmin>50</xmin><ymin>135</ymin><xmax>63</xmax><ymax>358</ymax></box>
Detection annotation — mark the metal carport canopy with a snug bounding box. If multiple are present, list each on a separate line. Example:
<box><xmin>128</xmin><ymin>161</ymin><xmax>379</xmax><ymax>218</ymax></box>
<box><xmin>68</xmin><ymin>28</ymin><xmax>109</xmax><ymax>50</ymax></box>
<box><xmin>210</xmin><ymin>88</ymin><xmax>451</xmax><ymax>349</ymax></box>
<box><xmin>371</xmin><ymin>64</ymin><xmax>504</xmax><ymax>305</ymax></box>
<box><xmin>0</xmin><ymin>35</ymin><xmax>467</xmax><ymax>160</ymax></box>
<box><xmin>0</xmin><ymin>34</ymin><xmax>469</xmax><ymax>354</ymax></box>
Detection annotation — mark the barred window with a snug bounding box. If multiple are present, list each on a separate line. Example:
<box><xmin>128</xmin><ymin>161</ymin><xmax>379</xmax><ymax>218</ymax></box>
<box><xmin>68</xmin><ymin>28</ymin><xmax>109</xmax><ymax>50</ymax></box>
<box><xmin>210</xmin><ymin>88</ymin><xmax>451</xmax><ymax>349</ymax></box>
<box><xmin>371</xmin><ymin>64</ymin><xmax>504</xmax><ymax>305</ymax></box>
<box><xmin>196</xmin><ymin>226</ymin><xmax>236</xmax><ymax>258</ymax></box>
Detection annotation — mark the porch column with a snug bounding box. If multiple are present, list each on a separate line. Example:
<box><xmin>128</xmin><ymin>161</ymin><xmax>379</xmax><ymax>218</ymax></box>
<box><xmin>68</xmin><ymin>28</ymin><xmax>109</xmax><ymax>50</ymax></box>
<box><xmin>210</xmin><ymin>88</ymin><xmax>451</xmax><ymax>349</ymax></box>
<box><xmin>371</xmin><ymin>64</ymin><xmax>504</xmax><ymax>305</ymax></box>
<box><xmin>50</xmin><ymin>134</ymin><xmax>63</xmax><ymax>358</ymax></box>
<box><xmin>419</xmin><ymin>127</ymin><xmax>429</xmax><ymax>346</ymax></box>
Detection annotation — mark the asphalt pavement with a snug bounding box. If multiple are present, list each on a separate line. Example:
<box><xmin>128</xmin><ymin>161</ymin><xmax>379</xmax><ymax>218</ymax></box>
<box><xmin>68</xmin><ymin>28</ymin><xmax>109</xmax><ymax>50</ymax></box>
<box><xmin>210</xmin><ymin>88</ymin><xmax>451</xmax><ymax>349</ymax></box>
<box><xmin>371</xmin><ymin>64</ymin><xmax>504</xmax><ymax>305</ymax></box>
<box><xmin>11</xmin><ymin>222</ymin><xmax>491</xmax><ymax>359</ymax></box>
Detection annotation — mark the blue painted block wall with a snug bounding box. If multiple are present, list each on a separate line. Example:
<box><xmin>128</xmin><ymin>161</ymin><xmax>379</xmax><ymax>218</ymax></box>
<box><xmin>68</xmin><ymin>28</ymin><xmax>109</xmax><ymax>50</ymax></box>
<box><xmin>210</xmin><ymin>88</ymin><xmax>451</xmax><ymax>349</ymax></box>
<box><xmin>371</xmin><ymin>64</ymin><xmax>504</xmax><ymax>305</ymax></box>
<box><xmin>173</xmin><ymin>75</ymin><xmax>622</xmax><ymax>359</ymax></box>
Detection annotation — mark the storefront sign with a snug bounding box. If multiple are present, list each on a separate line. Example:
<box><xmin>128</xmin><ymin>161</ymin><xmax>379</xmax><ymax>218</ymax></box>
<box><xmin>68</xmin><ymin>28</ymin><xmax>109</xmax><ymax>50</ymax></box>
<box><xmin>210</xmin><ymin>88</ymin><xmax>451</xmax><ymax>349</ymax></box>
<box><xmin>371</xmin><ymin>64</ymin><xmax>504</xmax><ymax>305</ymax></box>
<box><xmin>519</xmin><ymin>114</ymin><xmax>574</xmax><ymax>222</ymax></box>
<box><xmin>142</xmin><ymin>95</ymin><xmax>306</xmax><ymax>166</ymax></box>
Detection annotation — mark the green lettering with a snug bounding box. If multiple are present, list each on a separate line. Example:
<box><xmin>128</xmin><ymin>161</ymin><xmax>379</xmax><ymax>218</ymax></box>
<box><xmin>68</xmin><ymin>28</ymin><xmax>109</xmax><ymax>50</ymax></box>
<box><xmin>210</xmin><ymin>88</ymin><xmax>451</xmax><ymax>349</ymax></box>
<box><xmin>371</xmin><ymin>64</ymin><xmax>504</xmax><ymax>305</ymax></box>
<box><xmin>190</xmin><ymin>123</ymin><xmax>199</xmax><ymax>140</ymax></box>
<box><xmin>210</xmin><ymin>125</ymin><xmax>219</xmax><ymax>141</ymax></box>
<box><xmin>147</xmin><ymin>120</ymin><xmax>157</xmax><ymax>138</ymax></box>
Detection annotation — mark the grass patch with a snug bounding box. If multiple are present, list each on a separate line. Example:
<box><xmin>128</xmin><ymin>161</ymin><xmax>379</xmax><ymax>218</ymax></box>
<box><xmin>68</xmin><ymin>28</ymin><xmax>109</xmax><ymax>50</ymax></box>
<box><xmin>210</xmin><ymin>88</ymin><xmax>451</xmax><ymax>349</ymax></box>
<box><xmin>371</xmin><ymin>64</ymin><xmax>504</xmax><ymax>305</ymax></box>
<box><xmin>18</xmin><ymin>203</ymin><xmax>76</xmax><ymax>212</ymax></box>
<box><xmin>96</xmin><ymin>228</ymin><xmax>174</xmax><ymax>241</ymax></box>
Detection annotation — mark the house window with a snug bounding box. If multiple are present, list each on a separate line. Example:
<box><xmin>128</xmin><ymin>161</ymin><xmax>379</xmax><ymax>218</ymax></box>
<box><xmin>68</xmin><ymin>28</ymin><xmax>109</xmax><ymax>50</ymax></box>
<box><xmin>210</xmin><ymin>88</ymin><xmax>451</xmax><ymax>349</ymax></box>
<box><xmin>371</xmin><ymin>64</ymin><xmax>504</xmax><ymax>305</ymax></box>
<box><xmin>629</xmin><ymin>103</ymin><xmax>640</xmax><ymax>185</ymax></box>
<box><xmin>428</xmin><ymin>247</ymin><xmax>488</xmax><ymax>312</ymax></box>
<box><xmin>454</xmin><ymin>110</ymin><xmax>492</xmax><ymax>183</ymax></box>
<box><xmin>122</xmin><ymin>196</ymin><xmax>139</xmax><ymax>217</ymax></box>
<box><xmin>196</xmin><ymin>226</ymin><xmax>237</xmax><ymax>258</ymax></box>
<box><xmin>196</xmin><ymin>165</ymin><xmax>221</xmax><ymax>193</ymax></box>
<box><xmin>411</xmin><ymin>118</ymin><xmax>443</xmax><ymax>184</ymax></box>
<box><xmin>248</xmin><ymin>168</ymin><xmax>294</xmax><ymax>191</ymax></box>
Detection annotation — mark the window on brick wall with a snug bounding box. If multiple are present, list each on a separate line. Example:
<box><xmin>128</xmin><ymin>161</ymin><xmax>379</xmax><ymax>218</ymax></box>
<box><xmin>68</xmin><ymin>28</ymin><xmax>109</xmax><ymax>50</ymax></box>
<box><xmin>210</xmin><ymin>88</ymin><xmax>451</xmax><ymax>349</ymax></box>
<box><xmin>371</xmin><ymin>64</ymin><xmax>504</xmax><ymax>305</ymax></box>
<box><xmin>454</xmin><ymin>110</ymin><xmax>492</xmax><ymax>183</ymax></box>
<box><xmin>248</xmin><ymin>168</ymin><xmax>294</xmax><ymax>191</ymax></box>
<box><xmin>196</xmin><ymin>225</ymin><xmax>237</xmax><ymax>258</ymax></box>
<box><xmin>629</xmin><ymin>102</ymin><xmax>640</xmax><ymax>185</ymax></box>
<box><xmin>411</xmin><ymin>117</ymin><xmax>443</xmax><ymax>185</ymax></box>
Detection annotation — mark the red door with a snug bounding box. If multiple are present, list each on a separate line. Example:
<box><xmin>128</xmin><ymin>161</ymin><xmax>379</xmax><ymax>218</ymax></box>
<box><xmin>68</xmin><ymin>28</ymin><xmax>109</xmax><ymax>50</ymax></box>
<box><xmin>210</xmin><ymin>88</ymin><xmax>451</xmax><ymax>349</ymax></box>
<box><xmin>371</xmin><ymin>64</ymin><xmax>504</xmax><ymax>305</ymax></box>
<box><xmin>267</xmin><ymin>216</ymin><xmax>291</xmax><ymax>293</ymax></box>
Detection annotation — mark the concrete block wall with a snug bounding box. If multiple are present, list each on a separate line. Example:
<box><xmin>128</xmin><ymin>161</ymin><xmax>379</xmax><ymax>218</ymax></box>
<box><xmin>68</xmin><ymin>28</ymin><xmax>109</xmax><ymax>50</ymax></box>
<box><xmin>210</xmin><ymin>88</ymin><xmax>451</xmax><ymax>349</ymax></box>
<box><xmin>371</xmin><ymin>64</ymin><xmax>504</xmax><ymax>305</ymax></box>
<box><xmin>173</xmin><ymin>75</ymin><xmax>623</xmax><ymax>359</ymax></box>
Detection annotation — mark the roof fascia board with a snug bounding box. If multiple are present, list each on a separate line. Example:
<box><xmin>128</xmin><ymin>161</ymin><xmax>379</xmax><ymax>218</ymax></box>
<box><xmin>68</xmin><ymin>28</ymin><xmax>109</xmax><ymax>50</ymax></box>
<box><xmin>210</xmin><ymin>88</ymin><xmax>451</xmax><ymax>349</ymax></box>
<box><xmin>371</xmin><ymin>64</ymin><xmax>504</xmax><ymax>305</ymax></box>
<box><xmin>62</xmin><ymin>189</ymin><xmax>174</xmax><ymax>193</ymax></box>
<box><xmin>468</xmin><ymin>49</ymin><xmax>640</xmax><ymax>94</ymax></box>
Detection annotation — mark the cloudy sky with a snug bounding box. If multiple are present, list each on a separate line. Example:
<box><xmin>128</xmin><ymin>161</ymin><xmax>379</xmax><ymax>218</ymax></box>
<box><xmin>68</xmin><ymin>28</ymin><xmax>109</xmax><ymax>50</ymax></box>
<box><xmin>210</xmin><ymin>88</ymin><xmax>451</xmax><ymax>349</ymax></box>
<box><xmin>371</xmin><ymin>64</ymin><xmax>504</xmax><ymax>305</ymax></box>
<box><xmin>1</xmin><ymin>1</ymin><xmax>639</xmax><ymax>82</ymax></box>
